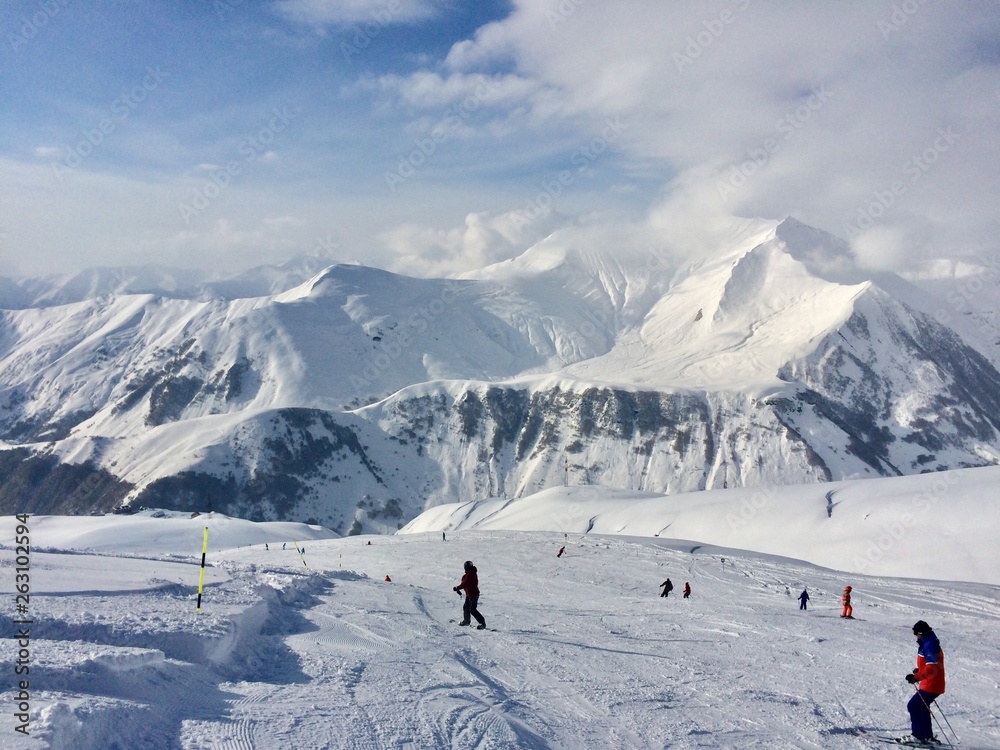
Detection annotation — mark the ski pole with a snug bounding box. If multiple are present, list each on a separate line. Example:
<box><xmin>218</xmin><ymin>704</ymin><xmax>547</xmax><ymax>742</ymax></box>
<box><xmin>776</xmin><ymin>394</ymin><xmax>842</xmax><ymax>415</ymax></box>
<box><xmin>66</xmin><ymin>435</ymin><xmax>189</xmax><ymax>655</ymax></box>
<box><xmin>913</xmin><ymin>686</ymin><xmax>955</xmax><ymax>748</ymax></box>
<box><xmin>932</xmin><ymin>698</ymin><xmax>959</xmax><ymax>747</ymax></box>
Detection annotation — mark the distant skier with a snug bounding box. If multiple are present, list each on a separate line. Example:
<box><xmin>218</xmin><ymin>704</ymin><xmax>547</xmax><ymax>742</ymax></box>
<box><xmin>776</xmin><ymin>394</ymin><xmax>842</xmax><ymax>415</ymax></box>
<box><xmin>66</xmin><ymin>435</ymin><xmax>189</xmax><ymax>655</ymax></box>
<box><xmin>384</xmin><ymin>575</ymin><xmax>391</xmax><ymax>582</ymax></box>
<box><xmin>798</xmin><ymin>588</ymin><xmax>810</xmax><ymax>610</ymax></box>
<box><xmin>557</xmin><ymin>546</ymin><xmax>565</xmax><ymax>558</ymax></box>
<box><xmin>660</xmin><ymin>578</ymin><xmax>673</xmax><ymax>598</ymax></box>
<box><xmin>265</xmin><ymin>543</ymin><xmax>269</xmax><ymax>551</ymax></box>
<box><xmin>282</xmin><ymin>542</ymin><xmax>286</xmax><ymax>551</ymax></box>
<box><xmin>841</xmin><ymin>586</ymin><xmax>853</xmax><ymax>618</ymax></box>
<box><xmin>453</xmin><ymin>560</ymin><xmax>486</xmax><ymax>629</ymax></box>
<box><xmin>897</xmin><ymin>620</ymin><xmax>946</xmax><ymax>746</ymax></box>
<box><xmin>683</xmin><ymin>582</ymin><xmax>691</xmax><ymax>599</ymax></box>
<box><xmin>442</xmin><ymin>531</ymin><xmax>446</xmax><ymax>541</ymax></box>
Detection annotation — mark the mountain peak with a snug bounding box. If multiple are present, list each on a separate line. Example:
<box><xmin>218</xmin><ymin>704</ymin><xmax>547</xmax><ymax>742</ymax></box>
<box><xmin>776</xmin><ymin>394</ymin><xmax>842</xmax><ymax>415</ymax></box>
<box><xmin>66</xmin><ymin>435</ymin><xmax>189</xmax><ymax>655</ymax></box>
<box><xmin>773</xmin><ymin>217</ymin><xmax>862</xmax><ymax>283</ymax></box>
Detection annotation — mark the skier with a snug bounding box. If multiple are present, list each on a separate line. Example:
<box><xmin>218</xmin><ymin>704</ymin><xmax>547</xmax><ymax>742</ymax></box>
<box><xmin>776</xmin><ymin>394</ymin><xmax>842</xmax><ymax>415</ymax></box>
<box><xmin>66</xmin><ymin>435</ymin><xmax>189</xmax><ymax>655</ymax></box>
<box><xmin>841</xmin><ymin>585</ymin><xmax>853</xmax><ymax>618</ymax></box>
<box><xmin>265</xmin><ymin>543</ymin><xmax>269</xmax><ymax>551</ymax></box>
<box><xmin>798</xmin><ymin>588</ymin><xmax>810</xmax><ymax>610</ymax></box>
<box><xmin>557</xmin><ymin>546</ymin><xmax>565</xmax><ymax>558</ymax></box>
<box><xmin>897</xmin><ymin>620</ymin><xmax>946</xmax><ymax>746</ymax></box>
<box><xmin>384</xmin><ymin>575</ymin><xmax>391</xmax><ymax>582</ymax></box>
<box><xmin>683</xmin><ymin>582</ymin><xmax>691</xmax><ymax>599</ymax></box>
<box><xmin>282</xmin><ymin>542</ymin><xmax>286</xmax><ymax>551</ymax></box>
<box><xmin>659</xmin><ymin>578</ymin><xmax>673</xmax><ymax>598</ymax></box>
<box><xmin>442</xmin><ymin>531</ymin><xmax>446</xmax><ymax>541</ymax></box>
<box><xmin>453</xmin><ymin>560</ymin><xmax>486</xmax><ymax>629</ymax></box>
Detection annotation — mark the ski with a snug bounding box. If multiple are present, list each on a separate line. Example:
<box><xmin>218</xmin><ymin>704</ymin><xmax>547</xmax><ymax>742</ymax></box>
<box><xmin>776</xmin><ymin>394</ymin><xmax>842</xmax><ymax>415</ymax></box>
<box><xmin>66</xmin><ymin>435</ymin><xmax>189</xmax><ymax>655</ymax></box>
<box><xmin>448</xmin><ymin>619</ymin><xmax>494</xmax><ymax>631</ymax></box>
<box><xmin>868</xmin><ymin>736</ymin><xmax>943</xmax><ymax>747</ymax></box>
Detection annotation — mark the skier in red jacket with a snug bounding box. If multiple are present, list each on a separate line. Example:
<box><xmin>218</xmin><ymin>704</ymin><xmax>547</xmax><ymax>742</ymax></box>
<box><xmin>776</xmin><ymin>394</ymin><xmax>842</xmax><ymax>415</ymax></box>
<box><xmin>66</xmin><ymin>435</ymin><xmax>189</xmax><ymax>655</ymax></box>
<box><xmin>453</xmin><ymin>560</ymin><xmax>486</xmax><ymax>629</ymax></box>
<box><xmin>899</xmin><ymin>620</ymin><xmax>946</xmax><ymax>745</ymax></box>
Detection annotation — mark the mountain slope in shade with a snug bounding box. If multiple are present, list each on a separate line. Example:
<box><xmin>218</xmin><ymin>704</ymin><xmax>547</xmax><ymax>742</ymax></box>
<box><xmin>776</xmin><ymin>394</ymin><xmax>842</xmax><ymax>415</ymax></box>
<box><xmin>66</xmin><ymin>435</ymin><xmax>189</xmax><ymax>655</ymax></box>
<box><xmin>1</xmin><ymin>218</ymin><xmax>999</xmax><ymax>533</ymax></box>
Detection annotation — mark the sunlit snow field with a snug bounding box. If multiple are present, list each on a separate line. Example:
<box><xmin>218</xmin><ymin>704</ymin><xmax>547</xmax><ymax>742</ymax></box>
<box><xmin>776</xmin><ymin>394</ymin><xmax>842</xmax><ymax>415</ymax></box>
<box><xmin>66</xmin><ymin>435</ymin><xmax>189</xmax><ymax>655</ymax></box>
<box><xmin>1</xmin><ymin>499</ymin><xmax>998</xmax><ymax>749</ymax></box>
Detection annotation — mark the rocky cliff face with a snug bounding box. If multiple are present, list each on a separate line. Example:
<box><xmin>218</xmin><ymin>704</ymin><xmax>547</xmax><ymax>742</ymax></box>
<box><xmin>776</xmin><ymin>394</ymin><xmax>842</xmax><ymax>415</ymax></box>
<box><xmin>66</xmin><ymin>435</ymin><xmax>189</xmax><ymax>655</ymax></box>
<box><xmin>2</xmin><ymin>219</ymin><xmax>998</xmax><ymax>532</ymax></box>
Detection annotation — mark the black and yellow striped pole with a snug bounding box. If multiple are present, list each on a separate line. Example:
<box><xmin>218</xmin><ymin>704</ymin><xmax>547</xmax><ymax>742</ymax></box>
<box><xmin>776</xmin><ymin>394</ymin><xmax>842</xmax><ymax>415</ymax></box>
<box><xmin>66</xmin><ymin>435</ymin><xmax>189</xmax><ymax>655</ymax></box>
<box><xmin>294</xmin><ymin>540</ymin><xmax>309</xmax><ymax>570</ymax></box>
<box><xmin>196</xmin><ymin>527</ymin><xmax>208</xmax><ymax>611</ymax></box>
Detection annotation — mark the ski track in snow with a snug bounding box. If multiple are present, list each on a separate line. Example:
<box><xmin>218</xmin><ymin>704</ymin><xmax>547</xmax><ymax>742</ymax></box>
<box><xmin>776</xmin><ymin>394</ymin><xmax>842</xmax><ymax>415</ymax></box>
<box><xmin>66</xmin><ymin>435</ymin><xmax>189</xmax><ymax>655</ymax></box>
<box><xmin>3</xmin><ymin>528</ymin><xmax>1000</xmax><ymax>750</ymax></box>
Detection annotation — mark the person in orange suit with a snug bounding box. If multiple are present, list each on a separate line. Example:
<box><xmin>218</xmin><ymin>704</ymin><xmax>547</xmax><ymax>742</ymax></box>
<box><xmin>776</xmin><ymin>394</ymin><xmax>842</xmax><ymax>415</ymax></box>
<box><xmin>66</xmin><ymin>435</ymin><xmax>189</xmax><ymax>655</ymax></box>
<box><xmin>841</xmin><ymin>585</ymin><xmax>853</xmax><ymax>618</ymax></box>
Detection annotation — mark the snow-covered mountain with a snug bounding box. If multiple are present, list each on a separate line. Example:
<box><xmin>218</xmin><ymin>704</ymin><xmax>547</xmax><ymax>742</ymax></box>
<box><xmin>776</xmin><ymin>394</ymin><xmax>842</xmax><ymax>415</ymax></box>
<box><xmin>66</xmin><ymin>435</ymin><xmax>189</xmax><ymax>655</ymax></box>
<box><xmin>2</xmin><ymin>218</ymin><xmax>999</xmax><ymax>534</ymax></box>
<box><xmin>0</xmin><ymin>253</ymin><xmax>337</xmax><ymax>309</ymax></box>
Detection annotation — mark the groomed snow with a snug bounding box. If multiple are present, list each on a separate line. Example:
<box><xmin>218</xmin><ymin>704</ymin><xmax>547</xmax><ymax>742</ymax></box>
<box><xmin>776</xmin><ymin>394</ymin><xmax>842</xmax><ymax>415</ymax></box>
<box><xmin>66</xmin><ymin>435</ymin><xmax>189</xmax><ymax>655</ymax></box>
<box><xmin>402</xmin><ymin>466</ymin><xmax>1000</xmax><ymax>587</ymax></box>
<box><xmin>2</xmin><ymin>476</ymin><xmax>999</xmax><ymax>749</ymax></box>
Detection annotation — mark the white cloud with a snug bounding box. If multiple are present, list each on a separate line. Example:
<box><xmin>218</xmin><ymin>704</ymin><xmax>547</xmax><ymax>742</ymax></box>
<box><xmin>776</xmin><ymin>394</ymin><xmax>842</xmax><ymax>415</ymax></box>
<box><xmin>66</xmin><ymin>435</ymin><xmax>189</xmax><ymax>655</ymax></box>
<box><xmin>273</xmin><ymin>0</ymin><xmax>438</xmax><ymax>27</ymax></box>
<box><xmin>32</xmin><ymin>146</ymin><xmax>62</xmax><ymax>159</ymax></box>
<box><xmin>6</xmin><ymin>2</ymin><xmax>1000</xmax><ymax>280</ymax></box>
<box><xmin>849</xmin><ymin>225</ymin><xmax>912</xmax><ymax>272</ymax></box>
<box><xmin>371</xmin><ymin>0</ymin><xmax>1000</xmax><ymax>270</ymax></box>
<box><xmin>381</xmin><ymin>208</ymin><xmax>562</xmax><ymax>277</ymax></box>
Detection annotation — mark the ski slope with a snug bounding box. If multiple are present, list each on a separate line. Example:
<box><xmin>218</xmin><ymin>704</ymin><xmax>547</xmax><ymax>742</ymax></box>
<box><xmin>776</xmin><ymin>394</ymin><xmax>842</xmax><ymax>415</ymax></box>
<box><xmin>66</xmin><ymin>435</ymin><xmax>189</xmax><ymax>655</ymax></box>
<box><xmin>2</xmin><ymin>508</ymin><xmax>998</xmax><ymax>749</ymax></box>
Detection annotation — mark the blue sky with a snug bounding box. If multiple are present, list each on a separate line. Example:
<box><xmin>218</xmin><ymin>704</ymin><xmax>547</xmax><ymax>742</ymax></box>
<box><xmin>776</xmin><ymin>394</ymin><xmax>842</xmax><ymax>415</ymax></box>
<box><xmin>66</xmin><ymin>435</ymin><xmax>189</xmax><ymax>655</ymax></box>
<box><xmin>2</xmin><ymin>1</ymin><xmax>999</xmax><ymax>278</ymax></box>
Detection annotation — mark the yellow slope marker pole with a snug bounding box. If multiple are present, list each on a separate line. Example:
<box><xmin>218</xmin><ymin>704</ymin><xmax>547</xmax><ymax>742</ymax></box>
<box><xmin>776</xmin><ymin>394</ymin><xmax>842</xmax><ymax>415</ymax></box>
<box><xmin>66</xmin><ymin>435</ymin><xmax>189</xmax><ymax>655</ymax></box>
<box><xmin>196</xmin><ymin>526</ymin><xmax>209</xmax><ymax>611</ymax></box>
<box><xmin>294</xmin><ymin>540</ymin><xmax>310</xmax><ymax>570</ymax></box>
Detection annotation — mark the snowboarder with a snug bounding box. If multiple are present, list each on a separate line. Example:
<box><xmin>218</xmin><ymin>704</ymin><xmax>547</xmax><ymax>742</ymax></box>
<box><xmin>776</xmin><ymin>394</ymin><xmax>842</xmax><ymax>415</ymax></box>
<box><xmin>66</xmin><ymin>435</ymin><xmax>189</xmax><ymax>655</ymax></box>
<box><xmin>557</xmin><ymin>546</ymin><xmax>565</xmax><ymax>558</ymax></box>
<box><xmin>683</xmin><ymin>582</ymin><xmax>691</xmax><ymax>599</ymax></box>
<box><xmin>841</xmin><ymin>585</ymin><xmax>853</xmax><ymax>618</ymax></box>
<box><xmin>798</xmin><ymin>588</ymin><xmax>810</xmax><ymax>610</ymax></box>
<box><xmin>897</xmin><ymin>620</ymin><xmax>946</xmax><ymax>746</ymax></box>
<box><xmin>453</xmin><ymin>560</ymin><xmax>486</xmax><ymax>629</ymax></box>
<box><xmin>660</xmin><ymin>579</ymin><xmax>673</xmax><ymax>598</ymax></box>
